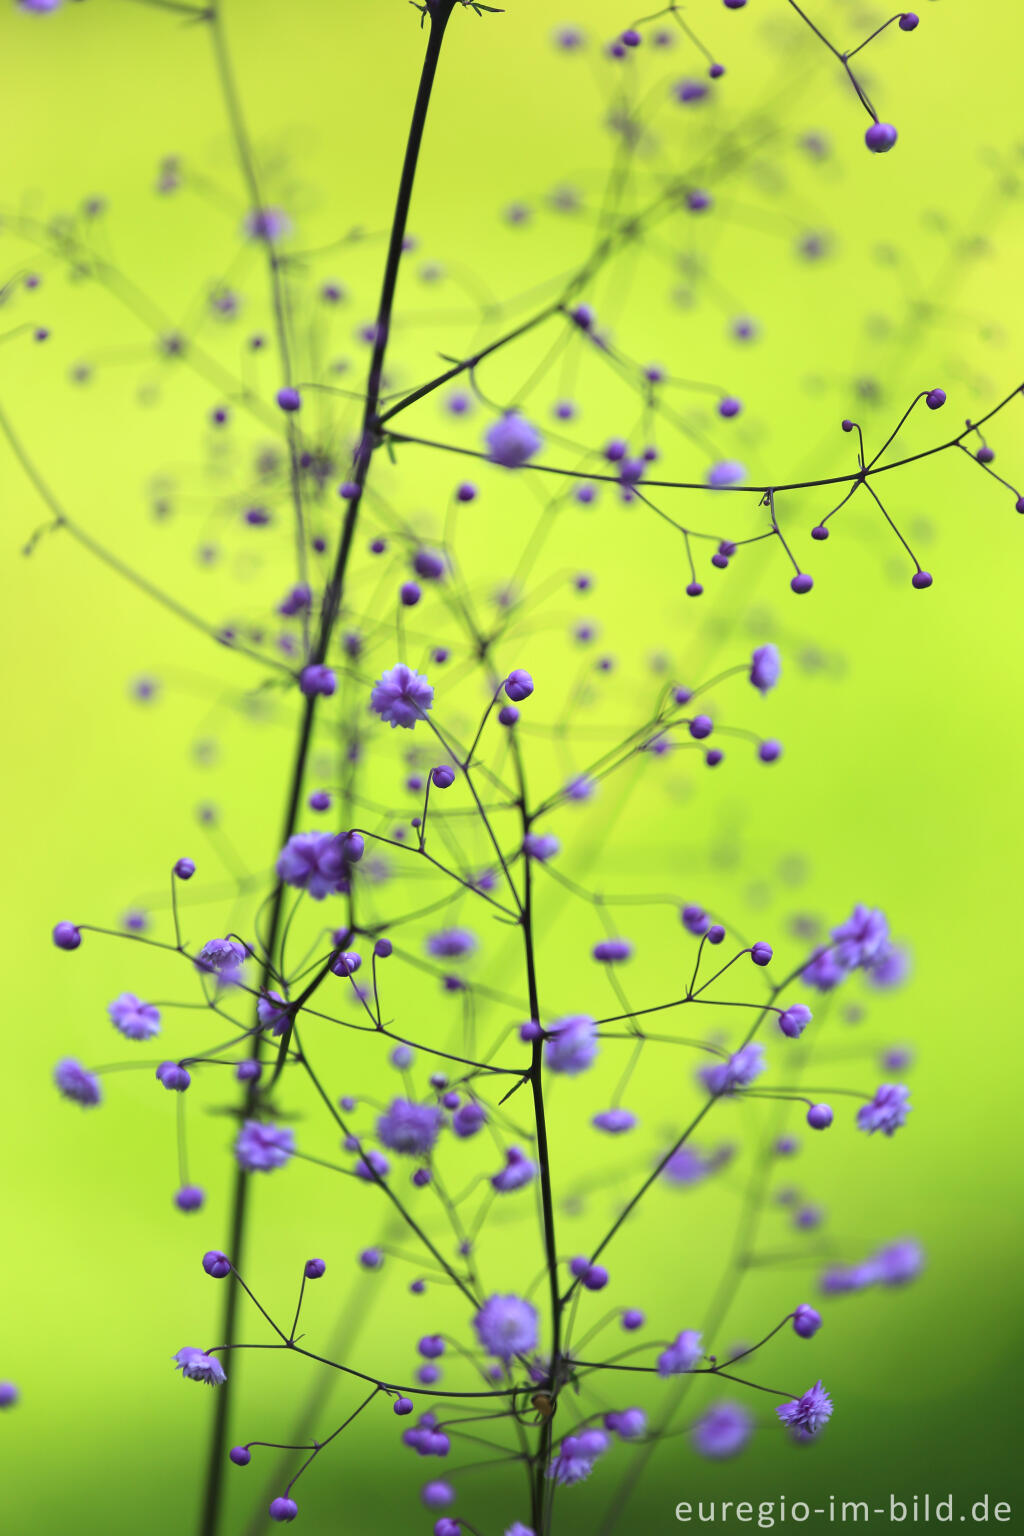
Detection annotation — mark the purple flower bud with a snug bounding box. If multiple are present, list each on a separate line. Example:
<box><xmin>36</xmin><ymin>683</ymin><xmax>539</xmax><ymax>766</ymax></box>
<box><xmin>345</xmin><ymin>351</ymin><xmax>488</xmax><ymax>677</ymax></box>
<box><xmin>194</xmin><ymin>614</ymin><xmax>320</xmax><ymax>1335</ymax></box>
<box><xmin>865</xmin><ymin>122</ymin><xmax>898</xmax><ymax>154</ymax></box>
<box><xmin>807</xmin><ymin>1103</ymin><xmax>833</xmax><ymax>1130</ymax></box>
<box><xmin>229</xmin><ymin>1446</ymin><xmax>251</xmax><ymax>1466</ymax></box>
<box><xmin>156</xmin><ymin>1061</ymin><xmax>191</xmax><ymax>1092</ymax></box>
<box><xmin>750</xmin><ymin>941</ymin><xmax>773</xmax><ymax>966</ymax></box>
<box><xmin>432</xmin><ymin>765</ymin><xmax>456</xmax><ymax>789</ymax></box>
<box><xmin>778</xmin><ymin>1004</ymin><xmax>812</xmax><ymax>1039</ymax></box>
<box><xmin>203</xmin><ymin>1250</ymin><xmax>231</xmax><ymax>1279</ymax></box>
<box><xmin>793</xmin><ymin>1304</ymin><xmax>822</xmax><ymax>1338</ymax></box>
<box><xmin>275</xmin><ymin>386</ymin><xmax>301</xmax><ymax>412</ymax></box>
<box><xmin>621</xmin><ymin>1308</ymin><xmax>645</xmax><ymax>1331</ymax></box>
<box><xmin>174</xmin><ymin>857</ymin><xmax>196</xmax><ymax>880</ymax></box>
<box><xmin>505</xmin><ymin>669</ymin><xmax>534</xmax><ymax>702</ymax></box>
<box><xmin>299</xmin><ymin>664</ymin><xmax>337</xmax><ymax>697</ymax></box>
<box><xmin>304</xmin><ymin>1258</ymin><xmax>326</xmax><ymax>1280</ymax></box>
<box><xmin>52</xmin><ymin>921</ymin><xmax>81</xmax><ymax>950</ymax></box>
<box><xmin>485</xmin><ymin>414</ymin><xmax>542</xmax><ymax>468</ymax></box>
<box><xmin>175</xmin><ymin>1185</ymin><xmax>205</xmax><ymax>1212</ymax></box>
<box><xmin>269</xmin><ymin>1497</ymin><xmax>298</xmax><ymax>1523</ymax></box>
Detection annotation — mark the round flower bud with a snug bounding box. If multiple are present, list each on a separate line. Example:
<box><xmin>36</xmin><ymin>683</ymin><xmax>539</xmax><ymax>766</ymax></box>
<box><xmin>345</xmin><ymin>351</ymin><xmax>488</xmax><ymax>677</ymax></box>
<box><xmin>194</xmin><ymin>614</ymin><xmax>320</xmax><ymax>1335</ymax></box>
<box><xmin>432</xmin><ymin>765</ymin><xmax>456</xmax><ymax>789</ymax></box>
<box><xmin>865</xmin><ymin>122</ymin><xmax>898</xmax><ymax>153</ymax></box>
<box><xmin>203</xmin><ymin>1250</ymin><xmax>232</xmax><ymax>1279</ymax></box>
<box><xmin>925</xmin><ymin>387</ymin><xmax>945</xmax><ymax>409</ymax></box>
<box><xmin>275</xmin><ymin>386</ymin><xmax>301</xmax><ymax>412</ymax></box>
<box><xmin>456</xmin><ymin>481</ymin><xmax>477</xmax><ymax>502</ymax></box>
<box><xmin>53</xmin><ymin>921</ymin><xmax>82</xmax><ymax>951</ymax></box>
<box><xmin>685</xmin><ymin>581</ymin><xmax>703</xmax><ymax>597</ymax></box>
<box><xmin>304</xmin><ymin>1258</ymin><xmax>326</xmax><ymax>1280</ymax></box>
<box><xmin>400</xmin><ymin>581</ymin><xmax>422</xmax><ymax>607</ymax></box>
<box><xmin>374</xmin><ymin>938</ymin><xmax>393</xmax><ymax>959</ymax></box>
<box><xmin>899</xmin><ymin>12</ymin><xmax>919</xmax><ymax>30</ymax></box>
<box><xmin>759</xmin><ymin>739</ymin><xmax>783</xmax><ymax>763</ymax></box>
<box><xmin>505</xmin><ymin>669</ymin><xmax>534</xmax><ymax>702</ymax></box>
<box><xmin>229</xmin><ymin>1446</ymin><xmax>251</xmax><ymax>1466</ymax></box>
<box><xmin>790</xmin><ymin>573</ymin><xmax>813</xmax><ymax>594</ymax></box>
<box><xmin>811</xmin><ymin>524</ymin><xmax>829</xmax><ymax>540</ymax></box>
<box><xmin>911</xmin><ymin>570</ymin><xmax>933</xmax><ymax>589</ymax></box>
<box><xmin>394</xmin><ymin>1396</ymin><xmax>414</xmax><ymax>1415</ymax></box>
<box><xmin>269</xmin><ymin>1498</ymin><xmax>298</xmax><ymax>1523</ymax></box>
<box><xmin>750</xmin><ymin>941</ymin><xmax>773</xmax><ymax>966</ymax></box>
<box><xmin>174</xmin><ymin>857</ymin><xmax>196</xmax><ymax>880</ymax></box>
<box><xmin>0</xmin><ymin>1382</ymin><xmax>20</xmax><ymax>1409</ymax></box>
<box><xmin>236</xmin><ymin>1060</ymin><xmax>262</xmax><ymax>1083</ymax></box>
<box><xmin>175</xmin><ymin>1185</ymin><xmax>205</xmax><ymax>1212</ymax></box>
<box><xmin>807</xmin><ymin>1103</ymin><xmax>834</xmax><ymax>1130</ymax></box>
<box><xmin>689</xmin><ymin>714</ymin><xmax>713</xmax><ymax>740</ymax></box>
<box><xmin>157</xmin><ymin>1061</ymin><xmax>191</xmax><ymax>1092</ymax></box>
<box><xmin>498</xmin><ymin>704</ymin><xmax>520</xmax><ymax>726</ymax></box>
<box><xmin>793</xmin><ymin>1304</ymin><xmax>823</xmax><ymax>1338</ymax></box>
<box><xmin>707</xmin><ymin>924</ymin><xmax>726</xmax><ymax>944</ymax></box>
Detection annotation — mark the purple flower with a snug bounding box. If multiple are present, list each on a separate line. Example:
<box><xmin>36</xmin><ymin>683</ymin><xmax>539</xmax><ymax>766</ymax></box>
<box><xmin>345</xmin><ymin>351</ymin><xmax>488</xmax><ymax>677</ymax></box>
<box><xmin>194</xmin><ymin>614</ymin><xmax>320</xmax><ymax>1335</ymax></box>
<box><xmin>156</xmin><ymin>1060</ymin><xmax>191</xmax><ymax>1092</ymax></box>
<box><xmin>592</xmin><ymin>1108</ymin><xmax>637</xmax><ymax>1134</ymax></box>
<box><xmin>801</xmin><ymin>946</ymin><xmax>846</xmax><ymax>991</ymax></box>
<box><xmin>707</xmin><ymin>459</ymin><xmax>745</xmax><ymax>488</ymax></box>
<box><xmin>750</xmin><ymin>643</ymin><xmax>781</xmax><ymax>693</ymax></box>
<box><xmin>234</xmin><ymin>1120</ymin><xmax>295</xmax><ymax>1172</ymax></box>
<box><xmin>299</xmin><ymin>663</ymin><xmax>337</xmax><ymax>697</ymax></box>
<box><xmin>700</xmin><ymin>1042</ymin><xmax>765</xmax><ymax>1096</ymax></box>
<box><xmin>874</xmin><ymin>1239</ymin><xmax>924</xmax><ymax>1285</ymax></box>
<box><xmin>276</xmin><ymin>832</ymin><xmax>350</xmax><ymax>899</ymax></box>
<box><xmin>453</xmin><ymin>1102</ymin><xmax>487</xmax><ymax>1138</ymax></box>
<box><xmin>243</xmin><ymin>206</ymin><xmax>292</xmax><ymax>242</ymax></box>
<box><xmin>377</xmin><ymin>1099</ymin><xmax>443</xmax><ymax>1156</ymax></box>
<box><xmin>485</xmin><ymin>414</ymin><xmax>542</xmax><ymax>468</ymax></box>
<box><xmin>54</xmin><ymin>1057</ymin><xmax>101</xmax><ymax>1107</ymax></box>
<box><xmin>257</xmin><ymin>990</ymin><xmax>292</xmax><ymax>1034</ymax></box>
<box><xmin>491</xmin><ymin>1145</ymin><xmax>537</xmax><ymax>1192</ymax></box>
<box><xmin>108</xmin><ymin>992</ymin><xmax>161</xmax><ymax>1041</ymax></box>
<box><xmin>691</xmin><ymin>1401</ymin><xmax>754</xmax><ymax>1458</ymax></box>
<box><xmin>426</xmin><ymin>928</ymin><xmax>477</xmax><ymax>959</ymax></box>
<box><xmin>776</xmin><ymin>1380</ymin><xmax>833</xmax><ymax>1439</ymax></box>
<box><xmin>370</xmin><ymin>664</ymin><xmax>434</xmax><ymax>729</ymax></box>
<box><xmin>681</xmin><ymin>904</ymin><xmax>710</xmax><ymax>936</ymax></box>
<box><xmin>831</xmin><ymin>904</ymin><xmax>890</xmax><ymax>971</ymax></box>
<box><xmin>195</xmin><ymin>937</ymin><xmax>247</xmax><ymax>982</ymax></box>
<box><xmin>856</xmin><ymin>1083</ymin><xmax>911</xmax><ymax>1137</ymax></box>
<box><xmin>523</xmin><ymin>832</ymin><xmax>560</xmax><ymax>862</ymax></box>
<box><xmin>778</xmin><ymin>1003</ymin><xmax>812</xmax><ymax>1039</ymax></box>
<box><xmin>544</xmin><ymin>1016</ymin><xmax>598</xmax><ymax>1076</ymax></box>
<box><xmin>867</xmin><ymin>943</ymin><xmax>911</xmax><ymax>989</ymax></box>
<box><xmin>546</xmin><ymin>1431</ymin><xmax>608</xmax><ymax>1485</ymax></box>
<box><xmin>473</xmin><ymin>1295</ymin><xmax>539</xmax><ymax>1359</ymax></box>
<box><xmin>355</xmin><ymin>1148</ymin><xmax>391</xmax><ymax>1181</ymax></box>
<box><xmin>605</xmin><ymin>1407</ymin><xmax>646</xmax><ymax>1440</ymax></box>
<box><xmin>657</xmin><ymin>1329</ymin><xmax>703</xmax><ymax>1376</ymax></box>
<box><xmin>592</xmin><ymin>938</ymin><xmax>632</xmax><ymax>963</ymax></box>
<box><xmin>173</xmin><ymin>1347</ymin><xmax>226</xmax><ymax>1386</ymax></box>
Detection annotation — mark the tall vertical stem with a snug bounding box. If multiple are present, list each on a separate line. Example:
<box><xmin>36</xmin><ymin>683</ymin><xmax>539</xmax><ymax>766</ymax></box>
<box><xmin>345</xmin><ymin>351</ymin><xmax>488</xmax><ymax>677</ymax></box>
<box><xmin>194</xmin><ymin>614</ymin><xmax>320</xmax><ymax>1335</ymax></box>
<box><xmin>197</xmin><ymin>7</ymin><xmax>459</xmax><ymax>1533</ymax></box>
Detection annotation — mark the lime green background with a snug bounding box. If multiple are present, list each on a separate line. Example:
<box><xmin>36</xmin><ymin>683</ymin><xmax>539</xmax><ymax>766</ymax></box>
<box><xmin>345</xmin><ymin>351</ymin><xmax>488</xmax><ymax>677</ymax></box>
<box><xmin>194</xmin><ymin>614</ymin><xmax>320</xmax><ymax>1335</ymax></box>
<box><xmin>2</xmin><ymin>1</ymin><xmax>1022</xmax><ymax>1532</ymax></box>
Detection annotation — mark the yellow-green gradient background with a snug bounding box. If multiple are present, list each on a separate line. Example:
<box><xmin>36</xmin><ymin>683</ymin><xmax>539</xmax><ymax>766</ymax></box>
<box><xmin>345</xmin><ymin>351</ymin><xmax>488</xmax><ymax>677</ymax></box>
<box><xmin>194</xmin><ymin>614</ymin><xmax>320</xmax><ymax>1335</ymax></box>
<box><xmin>2</xmin><ymin>2</ymin><xmax>1022</xmax><ymax>1533</ymax></box>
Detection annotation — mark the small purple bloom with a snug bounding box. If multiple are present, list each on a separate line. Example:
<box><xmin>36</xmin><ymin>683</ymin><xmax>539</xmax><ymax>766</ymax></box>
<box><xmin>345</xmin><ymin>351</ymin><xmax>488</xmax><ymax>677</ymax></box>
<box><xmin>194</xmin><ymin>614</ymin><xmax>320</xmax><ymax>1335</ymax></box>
<box><xmin>750</xmin><ymin>643</ymin><xmax>781</xmax><ymax>693</ymax></box>
<box><xmin>592</xmin><ymin>1108</ymin><xmax>637</xmax><ymax>1134</ymax></box>
<box><xmin>778</xmin><ymin>1004</ymin><xmax>812</xmax><ymax>1039</ymax></box>
<box><xmin>234</xmin><ymin>1120</ymin><xmax>295</xmax><ymax>1172</ymax></box>
<box><xmin>491</xmin><ymin>1145</ymin><xmax>537</xmax><ymax>1193</ymax></box>
<box><xmin>523</xmin><ymin>832</ymin><xmax>560</xmax><ymax>862</ymax></box>
<box><xmin>544</xmin><ymin>1016</ymin><xmax>598</xmax><ymax>1076</ymax></box>
<box><xmin>691</xmin><ymin>1401</ymin><xmax>753</xmax><ymax>1459</ymax></box>
<box><xmin>700</xmin><ymin>1042</ymin><xmax>765</xmax><ymax>1096</ymax></box>
<box><xmin>275</xmin><ymin>831</ymin><xmax>351</xmax><ymax>899</ymax></box>
<box><xmin>195</xmin><ymin>937</ymin><xmax>247</xmax><ymax>982</ymax></box>
<box><xmin>485</xmin><ymin>414</ymin><xmax>542</xmax><ymax>468</ymax></box>
<box><xmin>377</xmin><ymin>1099</ymin><xmax>443</xmax><ymax>1157</ymax></box>
<box><xmin>657</xmin><ymin>1329</ymin><xmax>703</xmax><ymax>1376</ymax></box>
<box><xmin>776</xmin><ymin>1380</ymin><xmax>833</xmax><ymax>1439</ymax></box>
<box><xmin>108</xmin><ymin>992</ymin><xmax>161</xmax><ymax>1041</ymax></box>
<box><xmin>592</xmin><ymin>938</ymin><xmax>632</xmax><ymax>963</ymax></box>
<box><xmin>174</xmin><ymin>1347</ymin><xmax>226</xmax><ymax>1386</ymax></box>
<box><xmin>426</xmin><ymin>928</ymin><xmax>477</xmax><ymax>959</ymax></box>
<box><xmin>54</xmin><ymin>1057</ymin><xmax>101</xmax><ymax>1107</ymax></box>
<box><xmin>831</xmin><ymin>904</ymin><xmax>890</xmax><ymax>971</ymax></box>
<box><xmin>371</xmin><ymin>664</ymin><xmax>434</xmax><ymax>729</ymax></box>
<box><xmin>856</xmin><ymin>1083</ymin><xmax>911</xmax><ymax>1136</ymax></box>
<box><xmin>257</xmin><ymin>990</ymin><xmax>292</xmax><ymax>1034</ymax></box>
<box><xmin>473</xmin><ymin>1294</ymin><xmax>539</xmax><ymax>1359</ymax></box>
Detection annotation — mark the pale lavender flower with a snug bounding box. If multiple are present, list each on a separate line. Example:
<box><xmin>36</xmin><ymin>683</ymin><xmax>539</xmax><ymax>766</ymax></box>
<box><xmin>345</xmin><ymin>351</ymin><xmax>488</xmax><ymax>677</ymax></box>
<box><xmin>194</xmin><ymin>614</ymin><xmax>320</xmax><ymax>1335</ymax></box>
<box><xmin>473</xmin><ymin>1295</ymin><xmax>538</xmax><ymax>1359</ymax></box>
<box><xmin>750</xmin><ymin>643</ymin><xmax>781</xmax><ymax>693</ymax></box>
<box><xmin>691</xmin><ymin>1401</ymin><xmax>754</xmax><ymax>1458</ymax></box>
<box><xmin>657</xmin><ymin>1329</ymin><xmax>703</xmax><ymax>1376</ymax></box>
<box><xmin>234</xmin><ymin>1119</ymin><xmax>295</xmax><ymax>1172</ymax></box>
<box><xmin>426</xmin><ymin>928</ymin><xmax>477</xmax><ymax>959</ymax></box>
<box><xmin>243</xmin><ymin>206</ymin><xmax>292</xmax><ymax>241</ymax></box>
<box><xmin>867</xmin><ymin>943</ymin><xmax>911</xmax><ymax>988</ymax></box>
<box><xmin>592</xmin><ymin>1108</ymin><xmax>637</xmax><ymax>1134</ymax></box>
<box><xmin>707</xmin><ymin>459</ymin><xmax>745</xmax><ymax>487</ymax></box>
<box><xmin>377</xmin><ymin>1099</ymin><xmax>443</xmax><ymax>1156</ymax></box>
<box><xmin>257</xmin><ymin>990</ymin><xmax>291</xmax><ymax>1034</ymax></box>
<box><xmin>54</xmin><ymin>1057</ymin><xmax>101</xmax><ymax>1107</ymax></box>
<box><xmin>831</xmin><ymin>904</ymin><xmax>889</xmax><ymax>971</ymax></box>
<box><xmin>194</xmin><ymin>937</ymin><xmax>247</xmax><ymax>982</ymax></box>
<box><xmin>801</xmin><ymin>947</ymin><xmax>845</xmax><ymax>991</ymax></box>
<box><xmin>370</xmin><ymin>664</ymin><xmax>434</xmax><ymax>728</ymax></box>
<box><xmin>485</xmin><ymin>414</ymin><xmax>542</xmax><ymax>468</ymax></box>
<box><xmin>107</xmin><ymin>992</ymin><xmax>161</xmax><ymax>1041</ymax></box>
<box><xmin>700</xmin><ymin>1042</ymin><xmax>765</xmax><ymax>1096</ymax></box>
<box><xmin>491</xmin><ymin>1145</ymin><xmax>537</xmax><ymax>1192</ymax></box>
<box><xmin>856</xmin><ymin>1083</ymin><xmax>911</xmax><ymax>1136</ymax></box>
<box><xmin>275</xmin><ymin>831</ymin><xmax>348</xmax><ymax>899</ymax></box>
<box><xmin>874</xmin><ymin>1239</ymin><xmax>924</xmax><ymax>1285</ymax></box>
<box><xmin>544</xmin><ymin>1015</ymin><xmax>598</xmax><ymax>1075</ymax></box>
<box><xmin>173</xmin><ymin>1347</ymin><xmax>226</xmax><ymax>1386</ymax></box>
